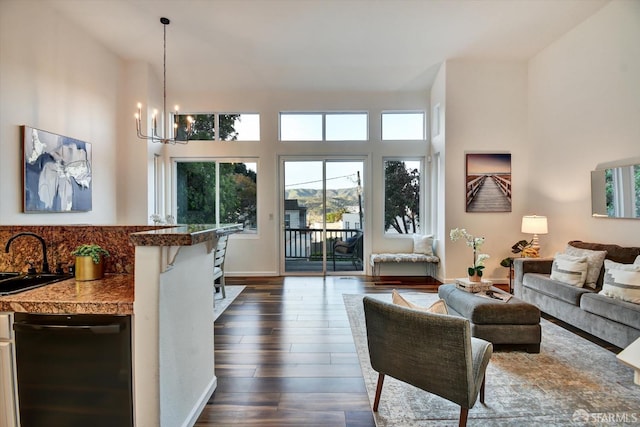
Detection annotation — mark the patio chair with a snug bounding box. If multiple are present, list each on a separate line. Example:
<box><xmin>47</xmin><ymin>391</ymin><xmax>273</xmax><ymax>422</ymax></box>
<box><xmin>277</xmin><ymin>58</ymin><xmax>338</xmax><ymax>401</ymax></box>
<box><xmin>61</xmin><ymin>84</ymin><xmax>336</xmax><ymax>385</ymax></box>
<box><xmin>332</xmin><ymin>231</ymin><xmax>363</xmax><ymax>271</ymax></box>
<box><xmin>363</xmin><ymin>296</ymin><xmax>493</xmax><ymax>427</ymax></box>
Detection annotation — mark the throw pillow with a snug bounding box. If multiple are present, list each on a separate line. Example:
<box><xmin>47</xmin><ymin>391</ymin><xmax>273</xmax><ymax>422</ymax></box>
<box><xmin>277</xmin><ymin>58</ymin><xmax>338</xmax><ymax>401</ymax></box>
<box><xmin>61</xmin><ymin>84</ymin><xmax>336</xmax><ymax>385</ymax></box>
<box><xmin>635</xmin><ymin>255</ymin><xmax>640</xmax><ymax>265</ymax></box>
<box><xmin>412</xmin><ymin>234</ymin><xmax>434</xmax><ymax>255</ymax></box>
<box><xmin>599</xmin><ymin>259</ymin><xmax>640</xmax><ymax>304</ymax></box>
<box><xmin>392</xmin><ymin>289</ymin><xmax>448</xmax><ymax>314</ymax></box>
<box><xmin>550</xmin><ymin>252</ymin><xmax>588</xmax><ymax>287</ymax></box>
<box><xmin>564</xmin><ymin>245</ymin><xmax>607</xmax><ymax>289</ymax></box>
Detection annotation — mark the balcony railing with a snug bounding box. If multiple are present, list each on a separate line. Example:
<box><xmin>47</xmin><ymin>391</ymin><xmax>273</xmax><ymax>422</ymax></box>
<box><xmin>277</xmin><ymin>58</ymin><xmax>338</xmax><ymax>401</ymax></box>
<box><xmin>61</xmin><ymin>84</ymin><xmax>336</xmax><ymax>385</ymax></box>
<box><xmin>284</xmin><ymin>228</ymin><xmax>359</xmax><ymax>258</ymax></box>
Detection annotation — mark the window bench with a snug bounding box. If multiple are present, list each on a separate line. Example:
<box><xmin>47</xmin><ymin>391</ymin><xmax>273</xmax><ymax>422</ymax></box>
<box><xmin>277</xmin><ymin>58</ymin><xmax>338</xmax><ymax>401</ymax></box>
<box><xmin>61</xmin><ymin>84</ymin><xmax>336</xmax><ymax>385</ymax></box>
<box><xmin>369</xmin><ymin>253</ymin><xmax>440</xmax><ymax>277</ymax></box>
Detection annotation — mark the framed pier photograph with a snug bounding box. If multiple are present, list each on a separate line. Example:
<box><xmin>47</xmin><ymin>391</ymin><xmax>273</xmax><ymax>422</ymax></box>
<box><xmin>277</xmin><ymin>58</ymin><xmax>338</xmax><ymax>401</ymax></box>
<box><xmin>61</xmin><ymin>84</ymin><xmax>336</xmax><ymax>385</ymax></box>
<box><xmin>465</xmin><ymin>153</ymin><xmax>512</xmax><ymax>213</ymax></box>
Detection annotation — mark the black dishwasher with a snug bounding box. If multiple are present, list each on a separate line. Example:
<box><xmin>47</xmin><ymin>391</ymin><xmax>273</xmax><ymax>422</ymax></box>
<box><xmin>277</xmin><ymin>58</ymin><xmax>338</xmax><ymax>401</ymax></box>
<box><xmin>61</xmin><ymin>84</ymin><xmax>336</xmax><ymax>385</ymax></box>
<box><xmin>13</xmin><ymin>313</ymin><xmax>133</xmax><ymax>427</ymax></box>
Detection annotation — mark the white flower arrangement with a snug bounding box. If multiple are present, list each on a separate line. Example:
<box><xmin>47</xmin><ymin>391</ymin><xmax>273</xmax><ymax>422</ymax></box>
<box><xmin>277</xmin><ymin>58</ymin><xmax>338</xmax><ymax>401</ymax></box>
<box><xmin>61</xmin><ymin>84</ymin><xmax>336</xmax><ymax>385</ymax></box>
<box><xmin>150</xmin><ymin>214</ymin><xmax>176</xmax><ymax>225</ymax></box>
<box><xmin>449</xmin><ymin>228</ymin><xmax>490</xmax><ymax>277</ymax></box>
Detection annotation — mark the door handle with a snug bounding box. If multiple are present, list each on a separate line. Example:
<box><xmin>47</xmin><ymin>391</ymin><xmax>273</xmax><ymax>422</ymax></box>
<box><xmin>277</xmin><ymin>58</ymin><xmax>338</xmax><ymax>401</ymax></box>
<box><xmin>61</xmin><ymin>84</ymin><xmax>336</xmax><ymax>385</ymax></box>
<box><xmin>14</xmin><ymin>322</ymin><xmax>123</xmax><ymax>334</ymax></box>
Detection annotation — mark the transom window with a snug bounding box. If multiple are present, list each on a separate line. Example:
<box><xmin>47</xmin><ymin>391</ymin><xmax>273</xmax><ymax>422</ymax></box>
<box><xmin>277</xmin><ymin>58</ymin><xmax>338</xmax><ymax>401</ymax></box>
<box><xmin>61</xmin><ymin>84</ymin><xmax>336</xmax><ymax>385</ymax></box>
<box><xmin>382</xmin><ymin>111</ymin><xmax>426</xmax><ymax>141</ymax></box>
<box><xmin>174</xmin><ymin>113</ymin><xmax>260</xmax><ymax>141</ymax></box>
<box><xmin>279</xmin><ymin>112</ymin><xmax>368</xmax><ymax>141</ymax></box>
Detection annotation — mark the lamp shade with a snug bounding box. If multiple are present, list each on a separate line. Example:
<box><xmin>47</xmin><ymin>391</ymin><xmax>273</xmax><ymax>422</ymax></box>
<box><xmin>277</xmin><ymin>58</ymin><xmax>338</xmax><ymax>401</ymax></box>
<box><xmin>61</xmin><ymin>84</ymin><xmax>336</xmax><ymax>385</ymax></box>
<box><xmin>521</xmin><ymin>215</ymin><xmax>548</xmax><ymax>234</ymax></box>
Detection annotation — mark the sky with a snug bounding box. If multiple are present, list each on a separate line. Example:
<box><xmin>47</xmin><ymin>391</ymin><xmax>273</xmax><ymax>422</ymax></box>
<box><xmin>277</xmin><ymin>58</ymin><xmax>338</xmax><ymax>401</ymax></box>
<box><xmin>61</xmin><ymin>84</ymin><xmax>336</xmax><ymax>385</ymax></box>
<box><xmin>466</xmin><ymin>153</ymin><xmax>511</xmax><ymax>175</ymax></box>
<box><xmin>282</xmin><ymin>112</ymin><xmax>424</xmax><ymax>190</ymax></box>
<box><xmin>285</xmin><ymin>161</ymin><xmax>364</xmax><ymax>190</ymax></box>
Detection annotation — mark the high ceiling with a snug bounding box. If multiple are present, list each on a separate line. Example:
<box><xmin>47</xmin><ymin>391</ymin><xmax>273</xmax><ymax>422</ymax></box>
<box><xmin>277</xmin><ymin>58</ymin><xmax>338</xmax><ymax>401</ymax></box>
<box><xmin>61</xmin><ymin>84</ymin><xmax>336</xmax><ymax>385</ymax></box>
<box><xmin>46</xmin><ymin>0</ymin><xmax>609</xmax><ymax>93</ymax></box>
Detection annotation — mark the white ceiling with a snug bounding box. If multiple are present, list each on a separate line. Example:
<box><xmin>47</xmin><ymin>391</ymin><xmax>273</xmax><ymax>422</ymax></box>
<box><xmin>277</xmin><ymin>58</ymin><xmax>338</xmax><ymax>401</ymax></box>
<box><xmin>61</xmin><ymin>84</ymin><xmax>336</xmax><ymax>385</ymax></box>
<box><xmin>46</xmin><ymin>0</ymin><xmax>609</xmax><ymax>93</ymax></box>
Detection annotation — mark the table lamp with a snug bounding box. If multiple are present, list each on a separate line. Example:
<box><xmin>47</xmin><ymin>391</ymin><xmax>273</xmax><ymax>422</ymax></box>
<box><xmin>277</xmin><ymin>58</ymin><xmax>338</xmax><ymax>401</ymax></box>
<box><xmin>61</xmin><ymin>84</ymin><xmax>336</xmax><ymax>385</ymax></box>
<box><xmin>521</xmin><ymin>215</ymin><xmax>548</xmax><ymax>253</ymax></box>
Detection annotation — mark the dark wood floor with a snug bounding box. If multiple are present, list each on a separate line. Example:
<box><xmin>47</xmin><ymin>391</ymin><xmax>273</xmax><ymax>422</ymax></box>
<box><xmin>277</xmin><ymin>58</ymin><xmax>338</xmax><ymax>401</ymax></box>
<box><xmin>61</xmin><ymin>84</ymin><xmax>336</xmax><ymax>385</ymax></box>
<box><xmin>195</xmin><ymin>275</ymin><xmax>440</xmax><ymax>426</ymax></box>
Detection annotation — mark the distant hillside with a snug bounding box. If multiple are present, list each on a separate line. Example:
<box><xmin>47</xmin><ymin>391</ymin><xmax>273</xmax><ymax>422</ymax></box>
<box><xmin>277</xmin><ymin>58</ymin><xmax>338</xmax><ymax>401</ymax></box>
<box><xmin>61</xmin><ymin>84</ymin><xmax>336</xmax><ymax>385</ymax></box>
<box><xmin>285</xmin><ymin>188</ymin><xmax>361</xmax><ymax>221</ymax></box>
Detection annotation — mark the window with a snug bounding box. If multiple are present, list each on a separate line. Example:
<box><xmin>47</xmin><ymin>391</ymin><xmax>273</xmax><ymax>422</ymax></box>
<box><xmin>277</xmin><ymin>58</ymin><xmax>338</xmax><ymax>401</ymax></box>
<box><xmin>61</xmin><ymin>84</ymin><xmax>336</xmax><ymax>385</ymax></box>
<box><xmin>325</xmin><ymin>113</ymin><xmax>368</xmax><ymax>141</ymax></box>
<box><xmin>280</xmin><ymin>113</ymin><xmax>323</xmax><ymax>141</ymax></box>
<box><xmin>382</xmin><ymin>111</ymin><xmax>425</xmax><ymax>140</ymax></box>
<box><xmin>174</xmin><ymin>113</ymin><xmax>260</xmax><ymax>141</ymax></box>
<box><xmin>280</xmin><ymin>112</ymin><xmax>368</xmax><ymax>141</ymax></box>
<box><xmin>384</xmin><ymin>159</ymin><xmax>422</xmax><ymax>235</ymax></box>
<box><xmin>220</xmin><ymin>114</ymin><xmax>260</xmax><ymax>141</ymax></box>
<box><xmin>176</xmin><ymin>160</ymin><xmax>257</xmax><ymax>233</ymax></box>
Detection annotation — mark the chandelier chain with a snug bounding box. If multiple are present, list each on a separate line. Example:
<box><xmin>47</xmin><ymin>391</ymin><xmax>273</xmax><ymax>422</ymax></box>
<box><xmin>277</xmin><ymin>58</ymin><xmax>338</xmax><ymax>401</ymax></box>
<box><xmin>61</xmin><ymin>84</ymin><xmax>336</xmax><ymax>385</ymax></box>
<box><xmin>134</xmin><ymin>16</ymin><xmax>193</xmax><ymax>144</ymax></box>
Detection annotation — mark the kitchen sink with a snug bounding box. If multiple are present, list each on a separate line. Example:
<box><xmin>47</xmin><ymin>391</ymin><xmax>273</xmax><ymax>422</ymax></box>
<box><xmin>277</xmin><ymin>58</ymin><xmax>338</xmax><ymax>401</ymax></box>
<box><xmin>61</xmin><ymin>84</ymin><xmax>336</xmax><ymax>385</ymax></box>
<box><xmin>0</xmin><ymin>273</ymin><xmax>74</xmax><ymax>296</ymax></box>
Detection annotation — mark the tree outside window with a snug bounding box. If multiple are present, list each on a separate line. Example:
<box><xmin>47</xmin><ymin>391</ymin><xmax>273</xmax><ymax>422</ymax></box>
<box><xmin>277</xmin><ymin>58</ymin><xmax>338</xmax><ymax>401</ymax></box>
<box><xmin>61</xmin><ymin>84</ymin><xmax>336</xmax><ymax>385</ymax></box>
<box><xmin>175</xmin><ymin>113</ymin><xmax>259</xmax><ymax>141</ymax></box>
<box><xmin>176</xmin><ymin>161</ymin><xmax>257</xmax><ymax>232</ymax></box>
<box><xmin>384</xmin><ymin>159</ymin><xmax>421</xmax><ymax>234</ymax></box>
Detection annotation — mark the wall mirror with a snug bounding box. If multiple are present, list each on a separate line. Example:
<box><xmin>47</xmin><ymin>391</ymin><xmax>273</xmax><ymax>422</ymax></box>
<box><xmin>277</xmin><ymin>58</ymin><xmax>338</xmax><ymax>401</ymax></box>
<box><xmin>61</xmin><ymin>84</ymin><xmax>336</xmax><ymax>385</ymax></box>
<box><xmin>591</xmin><ymin>158</ymin><xmax>640</xmax><ymax>219</ymax></box>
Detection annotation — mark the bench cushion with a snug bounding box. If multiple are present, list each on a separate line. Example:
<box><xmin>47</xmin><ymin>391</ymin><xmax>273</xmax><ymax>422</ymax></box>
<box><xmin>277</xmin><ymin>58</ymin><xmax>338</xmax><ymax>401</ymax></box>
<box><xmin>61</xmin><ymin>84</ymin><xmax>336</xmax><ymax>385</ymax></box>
<box><xmin>369</xmin><ymin>253</ymin><xmax>439</xmax><ymax>266</ymax></box>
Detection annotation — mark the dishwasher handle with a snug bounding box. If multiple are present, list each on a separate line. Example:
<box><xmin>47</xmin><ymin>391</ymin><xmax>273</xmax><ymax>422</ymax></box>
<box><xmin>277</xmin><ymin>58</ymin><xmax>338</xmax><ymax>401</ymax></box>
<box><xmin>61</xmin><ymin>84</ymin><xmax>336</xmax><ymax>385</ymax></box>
<box><xmin>14</xmin><ymin>322</ymin><xmax>123</xmax><ymax>334</ymax></box>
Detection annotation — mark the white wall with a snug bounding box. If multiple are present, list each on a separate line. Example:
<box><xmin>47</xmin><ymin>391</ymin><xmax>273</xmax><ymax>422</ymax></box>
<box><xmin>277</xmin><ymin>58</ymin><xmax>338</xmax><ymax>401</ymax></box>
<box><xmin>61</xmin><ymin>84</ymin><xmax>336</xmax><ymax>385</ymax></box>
<box><xmin>0</xmin><ymin>1</ymin><xmax>121</xmax><ymax>224</ymax></box>
<box><xmin>430</xmin><ymin>62</ymin><xmax>446</xmax><ymax>277</ymax></box>
<box><xmin>441</xmin><ymin>60</ymin><xmax>529</xmax><ymax>282</ymax></box>
<box><xmin>435</xmin><ymin>1</ymin><xmax>640</xmax><ymax>283</ymax></box>
<box><xmin>117</xmin><ymin>61</ymin><xmax>165</xmax><ymax>225</ymax></box>
<box><xmin>528</xmin><ymin>0</ymin><xmax>640</xmax><ymax>249</ymax></box>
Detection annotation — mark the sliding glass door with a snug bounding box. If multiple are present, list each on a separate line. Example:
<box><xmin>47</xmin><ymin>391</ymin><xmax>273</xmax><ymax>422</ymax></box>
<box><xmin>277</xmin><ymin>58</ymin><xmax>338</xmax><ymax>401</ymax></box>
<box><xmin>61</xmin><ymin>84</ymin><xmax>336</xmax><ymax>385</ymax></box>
<box><xmin>281</xmin><ymin>158</ymin><xmax>365</xmax><ymax>275</ymax></box>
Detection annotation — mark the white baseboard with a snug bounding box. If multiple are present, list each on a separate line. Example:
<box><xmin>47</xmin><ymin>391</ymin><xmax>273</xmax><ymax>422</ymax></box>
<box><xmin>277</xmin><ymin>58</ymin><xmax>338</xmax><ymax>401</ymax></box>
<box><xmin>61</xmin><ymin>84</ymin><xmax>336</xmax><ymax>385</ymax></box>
<box><xmin>182</xmin><ymin>376</ymin><xmax>217</xmax><ymax>427</ymax></box>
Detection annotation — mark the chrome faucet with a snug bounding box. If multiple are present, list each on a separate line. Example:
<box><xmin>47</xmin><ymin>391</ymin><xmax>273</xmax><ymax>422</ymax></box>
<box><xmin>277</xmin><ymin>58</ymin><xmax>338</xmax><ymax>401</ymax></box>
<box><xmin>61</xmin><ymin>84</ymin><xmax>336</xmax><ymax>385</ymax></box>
<box><xmin>4</xmin><ymin>232</ymin><xmax>51</xmax><ymax>274</ymax></box>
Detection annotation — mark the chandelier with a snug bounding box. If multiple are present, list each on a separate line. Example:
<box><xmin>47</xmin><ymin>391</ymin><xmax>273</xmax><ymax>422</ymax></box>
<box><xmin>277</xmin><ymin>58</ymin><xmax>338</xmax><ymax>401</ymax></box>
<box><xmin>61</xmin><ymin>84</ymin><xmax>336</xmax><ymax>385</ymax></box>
<box><xmin>135</xmin><ymin>17</ymin><xmax>194</xmax><ymax>144</ymax></box>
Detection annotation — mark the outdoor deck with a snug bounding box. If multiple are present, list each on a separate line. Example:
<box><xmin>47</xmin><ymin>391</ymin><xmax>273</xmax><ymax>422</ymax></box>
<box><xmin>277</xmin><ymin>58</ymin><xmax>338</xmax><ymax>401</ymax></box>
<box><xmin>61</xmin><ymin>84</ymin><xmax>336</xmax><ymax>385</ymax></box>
<box><xmin>285</xmin><ymin>258</ymin><xmax>363</xmax><ymax>273</ymax></box>
<box><xmin>284</xmin><ymin>228</ymin><xmax>363</xmax><ymax>273</ymax></box>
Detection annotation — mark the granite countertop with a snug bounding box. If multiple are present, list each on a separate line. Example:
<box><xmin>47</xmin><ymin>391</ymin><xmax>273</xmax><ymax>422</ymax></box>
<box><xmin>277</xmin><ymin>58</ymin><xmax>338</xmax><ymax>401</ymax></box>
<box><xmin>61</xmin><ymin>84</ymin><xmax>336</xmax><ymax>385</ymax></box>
<box><xmin>0</xmin><ymin>224</ymin><xmax>243</xmax><ymax>315</ymax></box>
<box><xmin>0</xmin><ymin>274</ymin><xmax>134</xmax><ymax>315</ymax></box>
<box><xmin>129</xmin><ymin>223</ymin><xmax>243</xmax><ymax>246</ymax></box>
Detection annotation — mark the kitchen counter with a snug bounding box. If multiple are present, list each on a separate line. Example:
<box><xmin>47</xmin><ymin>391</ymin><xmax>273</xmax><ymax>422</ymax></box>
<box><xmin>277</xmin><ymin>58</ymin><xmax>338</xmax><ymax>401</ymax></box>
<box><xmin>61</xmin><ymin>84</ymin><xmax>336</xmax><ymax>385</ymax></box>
<box><xmin>0</xmin><ymin>223</ymin><xmax>242</xmax><ymax>427</ymax></box>
<box><xmin>129</xmin><ymin>223</ymin><xmax>243</xmax><ymax>247</ymax></box>
<box><xmin>131</xmin><ymin>223</ymin><xmax>242</xmax><ymax>426</ymax></box>
<box><xmin>0</xmin><ymin>223</ymin><xmax>241</xmax><ymax>317</ymax></box>
<box><xmin>0</xmin><ymin>274</ymin><xmax>134</xmax><ymax>315</ymax></box>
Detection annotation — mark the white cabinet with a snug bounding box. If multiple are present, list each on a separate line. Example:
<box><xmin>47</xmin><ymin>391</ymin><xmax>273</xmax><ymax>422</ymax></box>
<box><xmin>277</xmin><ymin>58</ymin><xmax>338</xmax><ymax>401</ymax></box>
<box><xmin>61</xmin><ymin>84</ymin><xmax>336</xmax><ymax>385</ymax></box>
<box><xmin>0</xmin><ymin>313</ymin><xmax>18</xmax><ymax>427</ymax></box>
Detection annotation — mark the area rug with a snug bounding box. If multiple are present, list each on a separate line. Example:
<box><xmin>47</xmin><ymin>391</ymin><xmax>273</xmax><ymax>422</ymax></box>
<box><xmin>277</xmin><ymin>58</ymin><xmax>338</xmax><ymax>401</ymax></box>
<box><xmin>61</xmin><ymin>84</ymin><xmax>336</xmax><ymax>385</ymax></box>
<box><xmin>344</xmin><ymin>293</ymin><xmax>640</xmax><ymax>426</ymax></box>
<box><xmin>214</xmin><ymin>285</ymin><xmax>245</xmax><ymax>322</ymax></box>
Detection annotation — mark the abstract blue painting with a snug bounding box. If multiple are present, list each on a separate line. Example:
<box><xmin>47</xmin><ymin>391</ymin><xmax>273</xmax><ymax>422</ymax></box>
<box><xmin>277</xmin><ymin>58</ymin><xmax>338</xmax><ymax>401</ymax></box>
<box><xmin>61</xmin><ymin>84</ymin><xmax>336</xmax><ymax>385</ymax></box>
<box><xmin>22</xmin><ymin>126</ymin><xmax>92</xmax><ymax>212</ymax></box>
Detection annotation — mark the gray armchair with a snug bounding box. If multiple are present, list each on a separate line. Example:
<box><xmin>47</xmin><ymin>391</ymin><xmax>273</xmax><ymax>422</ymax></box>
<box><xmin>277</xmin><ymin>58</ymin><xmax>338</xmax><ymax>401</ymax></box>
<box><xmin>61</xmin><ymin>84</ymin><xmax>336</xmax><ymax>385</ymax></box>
<box><xmin>363</xmin><ymin>296</ymin><xmax>493</xmax><ymax>427</ymax></box>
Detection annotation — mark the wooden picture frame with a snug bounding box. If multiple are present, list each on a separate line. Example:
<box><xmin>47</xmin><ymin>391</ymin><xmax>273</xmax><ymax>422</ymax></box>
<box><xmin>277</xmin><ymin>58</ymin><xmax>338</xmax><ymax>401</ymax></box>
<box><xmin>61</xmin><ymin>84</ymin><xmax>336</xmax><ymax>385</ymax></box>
<box><xmin>465</xmin><ymin>153</ymin><xmax>511</xmax><ymax>212</ymax></box>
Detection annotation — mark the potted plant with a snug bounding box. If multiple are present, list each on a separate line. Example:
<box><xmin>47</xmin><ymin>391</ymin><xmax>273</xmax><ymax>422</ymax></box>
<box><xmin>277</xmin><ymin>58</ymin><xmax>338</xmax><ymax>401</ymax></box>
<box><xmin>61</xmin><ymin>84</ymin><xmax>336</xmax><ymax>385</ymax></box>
<box><xmin>500</xmin><ymin>239</ymin><xmax>539</xmax><ymax>267</ymax></box>
<box><xmin>71</xmin><ymin>244</ymin><xmax>110</xmax><ymax>281</ymax></box>
<box><xmin>450</xmin><ymin>228</ymin><xmax>490</xmax><ymax>282</ymax></box>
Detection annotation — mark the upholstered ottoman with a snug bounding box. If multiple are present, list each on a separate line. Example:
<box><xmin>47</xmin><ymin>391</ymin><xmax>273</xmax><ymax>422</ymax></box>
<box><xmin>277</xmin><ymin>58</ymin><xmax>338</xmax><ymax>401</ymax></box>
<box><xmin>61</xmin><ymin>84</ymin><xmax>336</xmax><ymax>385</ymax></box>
<box><xmin>438</xmin><ymin>284</ymin><xmax>541</xmax><ymax>353</ymax></box>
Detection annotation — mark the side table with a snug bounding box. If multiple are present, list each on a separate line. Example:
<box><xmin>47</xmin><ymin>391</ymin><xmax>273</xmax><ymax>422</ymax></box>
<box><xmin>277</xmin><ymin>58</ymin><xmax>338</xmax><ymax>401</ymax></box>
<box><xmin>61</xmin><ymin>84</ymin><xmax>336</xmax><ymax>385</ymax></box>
<box><xmin>617</xmin><ymin>337</ymin><xmax>640</xmax><ymax>385</ymax></box>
